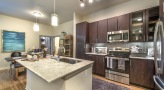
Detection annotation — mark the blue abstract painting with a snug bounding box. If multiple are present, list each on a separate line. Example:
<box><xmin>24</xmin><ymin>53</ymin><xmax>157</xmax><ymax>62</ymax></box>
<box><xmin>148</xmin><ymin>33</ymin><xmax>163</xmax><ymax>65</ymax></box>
<box><xmin>2</xmin><ymin>30</ymin><xmax>25</xmax><ymax>52</ymax></box>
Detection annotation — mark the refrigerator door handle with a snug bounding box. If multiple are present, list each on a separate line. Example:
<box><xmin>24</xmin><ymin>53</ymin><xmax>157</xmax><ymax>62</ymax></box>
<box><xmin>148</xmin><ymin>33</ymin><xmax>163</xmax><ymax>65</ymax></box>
<box><xmin>153</xmin><ymin>76</ymin><xmax>164</xmax><ymax>90</ymax></box>
<box><xmin>154</xmin><ymin>20</ymin><xmax>164</xmax><ymax>75</ymax></box>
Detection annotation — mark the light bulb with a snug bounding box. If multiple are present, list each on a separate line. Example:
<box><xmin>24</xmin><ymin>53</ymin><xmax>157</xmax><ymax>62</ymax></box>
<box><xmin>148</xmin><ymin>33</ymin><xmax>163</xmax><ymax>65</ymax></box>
<box><xmin>89</xmin><ymin>0</ymin><xmax>93</xmax><ymax>3</ymax></box>
<box><xmin>80</xmin><ymin>2</ymin><xmax>85</xmax><ymax>7</ymax></box>
<box><xmin>51</xmin><ymin>14</ymin><xmax>58</xmax><ymax>26</ymax></box>
<box><xmin>137</xmin><ymin>18</ymin><xmax>142</xmax><ymax>21</ymax></box>
<box><xmin>33</xmin><ymin>23</ymin><xmax>39</xmax><ymax>32</ymax></box>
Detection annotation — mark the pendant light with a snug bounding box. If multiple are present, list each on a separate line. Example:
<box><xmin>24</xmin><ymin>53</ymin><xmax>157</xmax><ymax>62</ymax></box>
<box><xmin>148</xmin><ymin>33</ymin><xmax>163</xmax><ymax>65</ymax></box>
<box><xmin>51</xmin><ymin>0</ymin><xmax>58</xmax><ymax>26</ymax></box>
<box><xmin>33</xmin><ymin>12</ymin><xmax>41</xmax><ymax>32</ymax></box>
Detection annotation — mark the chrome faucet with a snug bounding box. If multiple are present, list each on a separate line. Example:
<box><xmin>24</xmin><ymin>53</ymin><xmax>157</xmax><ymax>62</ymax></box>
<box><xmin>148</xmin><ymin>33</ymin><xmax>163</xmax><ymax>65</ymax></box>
<box><xmin>57</xmin><ymin>45</ymin><xmax>65</xmax><ymax>60</ymax></box>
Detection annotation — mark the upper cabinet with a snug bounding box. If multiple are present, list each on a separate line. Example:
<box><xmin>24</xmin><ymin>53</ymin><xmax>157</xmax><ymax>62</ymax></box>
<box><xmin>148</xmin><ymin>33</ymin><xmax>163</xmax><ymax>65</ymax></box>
<box><xmin>130</xmin><ymin>10</ymin><xmax>146</xmax><ymax>42</ymax></box>
<box><xmin>118</xmin><ymin>14</ymin><xmax>130</xmax><ymax>30</ymax></box>
<box><xmin>146</xmin><ymin>6</ymin><xmax>159</xmax><ymax>42</ymax></box>
<box><xmin>97</xmin><ymin>19</ymin><xmax>108</xmax><ymax>43</ymax></box>
<box><xmin>88</xmin><ymin>19</ymin><xmax>107</xmax><ymax>43</ymax></box>
<box><xmin>160</xmin><ymin>0</ymin><xmax>164</xmax><ymax>21</ymax></box>
<box><xmin>108</xmin><ymin>17</ymin><xmax>118</xmax><ymax>32</ymax></box>
<box><xmin>130</xmin><ymin>6</ymin><xmax>159</xmax><ymax>42</ymax></box>
<box><xmin>76</xmin><ymin>22</ymin><xmax>89</xmax><ymax>44</ymax></box>
<box><xmin>89</xmin><ymin>22</ymin><xmax>98</xmax><ymax>43</ymax></box>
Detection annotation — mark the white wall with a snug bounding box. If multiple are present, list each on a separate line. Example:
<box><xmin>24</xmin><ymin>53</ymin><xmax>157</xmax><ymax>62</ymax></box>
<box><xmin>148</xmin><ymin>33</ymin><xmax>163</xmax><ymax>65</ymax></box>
<box><xmin>54</xmin><ymin>20</ymin><xmax>73</xmax><ymax>36</ymax></box>
<box><xmin>83</xmin><ymin>0</ymin><xmax>159</xmax><ymax>22</ymax></box>
<box><xmin>0</xmin><ymin>14</ymin><xmax>54</xmax><ymax>70</ymax></box>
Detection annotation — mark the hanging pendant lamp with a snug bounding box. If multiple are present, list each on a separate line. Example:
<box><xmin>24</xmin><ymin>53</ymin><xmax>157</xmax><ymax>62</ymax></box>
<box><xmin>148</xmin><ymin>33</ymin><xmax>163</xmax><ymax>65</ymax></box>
<box><xmin>51</xmin><ymin>0</ymin><xmax>58</xmax><ymax>26</ymax></box>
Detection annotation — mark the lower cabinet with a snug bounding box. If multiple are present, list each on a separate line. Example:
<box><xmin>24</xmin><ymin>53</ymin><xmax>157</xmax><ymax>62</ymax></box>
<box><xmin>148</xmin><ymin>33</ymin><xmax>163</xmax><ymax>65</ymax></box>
<box><xmin>85</xmin><ymin>54</ymin><xmax>105</xmax><ymax>76</ymax></box>
<box><xmin>76</xmin><ymin>44</ymin><xmax>85</xmax><ymax>59</ymax></box>
<box><xmin>130</xmin><ymin>59</ymin><xmax>155</xmax><ymax>89</ymax></box>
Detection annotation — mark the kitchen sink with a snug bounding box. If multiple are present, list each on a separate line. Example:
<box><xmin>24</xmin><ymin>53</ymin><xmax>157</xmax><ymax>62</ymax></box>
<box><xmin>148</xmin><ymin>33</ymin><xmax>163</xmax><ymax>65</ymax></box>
<box><xmin>60</xmin><ymin>58</ymin><xmax>81</xmax><ymax>64</ymax></box>
<box><xmin>52</xmin><ymin>57</ymin><xmax>81</xmax><ymax>64</ymax></box>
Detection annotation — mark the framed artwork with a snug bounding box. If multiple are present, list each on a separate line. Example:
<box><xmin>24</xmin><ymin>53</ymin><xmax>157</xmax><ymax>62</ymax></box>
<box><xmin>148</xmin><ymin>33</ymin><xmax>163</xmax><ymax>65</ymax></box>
<box><xmin>2</xmin><ymin>30</ymin><xmax>25</xmax><ymax>52</ymax></box>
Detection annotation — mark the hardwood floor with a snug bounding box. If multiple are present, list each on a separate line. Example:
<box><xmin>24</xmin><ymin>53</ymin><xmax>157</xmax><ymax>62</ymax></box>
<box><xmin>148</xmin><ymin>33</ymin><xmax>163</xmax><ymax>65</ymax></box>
<box><xmin>0</xmin><ymin>69</ymin><xmax>26</xmax><ymax>90</ymax></box>
<box><xmin>0</xmin><ymin>69</ymin><xmax>149</xmax><ymax>90</ymax></box>
<box><xmin>93</xmin><ymin>75</ymin><xmax>150</xmax><ymax>90</ymax></box>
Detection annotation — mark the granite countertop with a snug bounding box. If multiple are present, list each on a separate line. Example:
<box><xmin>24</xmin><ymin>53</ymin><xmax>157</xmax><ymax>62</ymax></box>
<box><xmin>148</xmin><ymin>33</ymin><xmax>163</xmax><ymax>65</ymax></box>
<box><xmin>85</xmin><ymin>52</ymin><xmax>107</xmax><ymax>56</ymax></box>
<box><xmin>129</xmin><ymin>56</ymin><xmax>154</xmax><ymax>60</ymax></box>
<box><xmin>16</xmin><ymin>57</ymin><xmax>93</xmax><ymax>83</ymax></box>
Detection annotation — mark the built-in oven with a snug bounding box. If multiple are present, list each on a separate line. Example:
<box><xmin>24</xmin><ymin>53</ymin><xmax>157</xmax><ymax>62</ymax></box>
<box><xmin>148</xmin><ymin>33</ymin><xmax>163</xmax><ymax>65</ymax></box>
<box><xmin>107</xmin><ymin>30</ymin><xmax>129</xmax><ymax>43</ymax></box>
<box><xmin>105</xmin><ymin>48</ymin><xmax>130</xmax><ymax>85</ymax></box>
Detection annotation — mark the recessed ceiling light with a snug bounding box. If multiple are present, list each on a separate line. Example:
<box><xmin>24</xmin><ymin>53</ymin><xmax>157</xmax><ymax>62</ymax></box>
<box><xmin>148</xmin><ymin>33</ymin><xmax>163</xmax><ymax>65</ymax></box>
<box><xmin>33</xmin><ymin>12</ymin><xmax>41</xmax><ymax>17</ymax></box>
<box><xmin>89</xmin><ymin>0</ymin><xmax>93</xmax><ymax>3</ymax></box>
<box><xmin>80</xmin><ymin>2</ymin><xmax>85</xmax><ymax>7</ymax></box>
<box><xmin>80</xmin><ymin>0</ymin><xmax>85</xmax><ymax>7</ymax></box>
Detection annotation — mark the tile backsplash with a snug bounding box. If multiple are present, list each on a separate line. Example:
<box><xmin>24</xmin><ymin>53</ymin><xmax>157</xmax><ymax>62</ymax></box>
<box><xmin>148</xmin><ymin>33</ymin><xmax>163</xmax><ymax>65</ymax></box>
<box><xmin>87</xmin><ymin>42</ymin><xmax>153</xmax><ymax>56</ymax></box>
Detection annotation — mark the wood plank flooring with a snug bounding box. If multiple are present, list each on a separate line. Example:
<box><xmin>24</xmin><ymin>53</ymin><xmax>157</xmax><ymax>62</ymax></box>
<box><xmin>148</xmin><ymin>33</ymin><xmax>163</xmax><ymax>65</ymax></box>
<box><xmin>0</xmin><ymin>69</ymin><xmax>26</xmax><ymax>90</ymax></box>
<box><xmin>0</xmin><ymin>69</ymin><xmax>149</xmax><ymax>90</ymax></box>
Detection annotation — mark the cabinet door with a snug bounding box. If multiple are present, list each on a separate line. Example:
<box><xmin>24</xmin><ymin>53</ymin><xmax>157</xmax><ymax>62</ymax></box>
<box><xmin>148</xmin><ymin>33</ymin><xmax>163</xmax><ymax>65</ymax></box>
<box><xmin>144</xmin><ymin>60</ymin><xmax>155</xmax><ymax>89</ymax></box>
<box><xmin>160</xmin><ymin>0</ymin><xmax>164</xmax><ymax>20</ymax></box>
<box><xmin>89</xmin><ymin>22</ymin><xmax>98</xmax><ymax>43</ymax></box>
<box><xmin>76</xmin><ymin>22</ymin><xmax>88</xmax><ymax>44</ymax></box>
<box><xmin>130</xmin><ymin>59</ymin><xmax>145</xmax><ymax>86</ymax></box>
<box><xmin>95</xmin><ymin>56</ymin><xmax>105</xmax><ymax>76</ymax></box>
<box><xmin>146</xmin><ymin>6</ymin><xmax>159</xmax><ymax>42</ymax></box>
<box><xmin>130</xmin><ymin>10</ymin><xmax>146</xmax><ymax>42</ymax></box>
<box><xmin>85</xmin><ymin>55</ymin><xmax>96</xmax><ymax>73</ymax></box>
<box><xmin>97</xmin><ymin>19</ymin><xmax>108</xmax><ymax>43</ymax></box>
<box><xmin>108</xmin><ymin>17</ymin><xmax>118</xmax><ymax>32</ymax></box>
<box><xmin>76</xmin><ymin>44</ymin><xmax>85</xmax><ymax>59</ymax></box>
<box><xmin>118</xmin><ymin>14</ymin><xmax>130</xmax><ymax>30</ymax></box>
<box><xmin>130</xmin><ymin>59</ymin><xmax>155</xmax><ymax>89</ymax></box>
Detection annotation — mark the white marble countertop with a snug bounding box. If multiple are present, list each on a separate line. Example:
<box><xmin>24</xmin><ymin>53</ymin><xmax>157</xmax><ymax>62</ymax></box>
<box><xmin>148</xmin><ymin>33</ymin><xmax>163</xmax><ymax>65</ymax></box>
<box><xmin>129</xmin><ymin>56</ymin><xmax>154</xmax><ymax>60</ymax></box>
<box><xmin>16</xmin><ymin>57</ymin><xmax>93</xmax><ymax>83</ymax></box>
<box><xmin>85</xmin><ymin>52</ymin><xmax>107</xmax><ymax>56</ymax></box>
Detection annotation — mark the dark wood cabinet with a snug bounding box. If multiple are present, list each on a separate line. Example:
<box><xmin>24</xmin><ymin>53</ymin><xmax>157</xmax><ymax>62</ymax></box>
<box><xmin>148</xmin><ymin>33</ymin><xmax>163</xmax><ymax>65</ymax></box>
<box><xmin>89</xmin><ymin>22</ymin><xmax>98</xmax><ymax>43</ymax></box>
<box><xmin>95</xmin><ymin>55</ymin><xmax>105</xmax><ymax>76</ymax></box>
<box><xmin>160</xmin><ymin>0</ymin><xmax>164</xmax><ymax>21</ymax></box>
<box><xmin>85</xmin><ymin>54</ymin><xmax>96</xmax><ymax>73</ymax></box>
<box><xmin>76</xmin><ymin>22</ymin><xmax>89</xmax><ymax>44</ymax></box>
<box><xmin>85</xmin><ymin>55</ymin><xmax>105</xmax><ymax>76</ymax></box>
<box><xmin>76</xmin><ymin>22</ymin><xmax>89</xmax><ymax>59</ymax></box>
<box><xmin>146</xmin><ymin>6</ymin><xmax>159</xmax><ymax>42</ymax></box>
<box><xmin>118</xmin><ymin>14</ymin><xmax>130</xmax><ymax>30</ymax></box>
<box><xmin>76</xmin><ymin>44</ymin><xmax>85</xmax><ymax>59</ymax></box>
<box><xmin>97</xmin><ymin>19</ymin><xmax>108</xmax><ymax>43</ymax></box>
<box><xmin>108</xmin><ymin>17</ymin><xmax>118</xmax><ymax>32</ymax></box>
<box><xmin>130</xmin><ymin>10</ymin><xmax>146</xmax><ymax>42</ymax></box>
<box><xmin>130</xmin><ymin>59</ymin><xmax>155</xmax><ymax>89</ymax></box>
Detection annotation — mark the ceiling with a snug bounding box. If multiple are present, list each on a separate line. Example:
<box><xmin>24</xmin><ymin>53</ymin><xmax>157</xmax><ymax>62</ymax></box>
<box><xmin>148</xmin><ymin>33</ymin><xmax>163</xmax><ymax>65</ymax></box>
<box><xmin>0</xmin><ymin>0</ymin><xmax>130</xmax><ymax>25</ymax></box>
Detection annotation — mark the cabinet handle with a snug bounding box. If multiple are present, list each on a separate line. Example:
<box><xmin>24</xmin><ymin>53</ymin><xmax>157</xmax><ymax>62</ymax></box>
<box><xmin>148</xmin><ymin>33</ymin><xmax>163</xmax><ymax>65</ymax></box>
<box><xmin>84</xmin><ymin>38</ymin><xmax>86</xmax><ymax>43</ymax></box>
<box><xmin>130</xmin><ymin>60</ymin><xmax>131</xmax><ymax>67</ymax></box>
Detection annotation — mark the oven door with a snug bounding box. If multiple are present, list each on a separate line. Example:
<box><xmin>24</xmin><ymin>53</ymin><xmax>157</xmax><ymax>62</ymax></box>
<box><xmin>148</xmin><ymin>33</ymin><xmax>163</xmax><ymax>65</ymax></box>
<box><xmin>105</xmin><ymin>57</ymin><xmax>130</xmax><ymax>74</ymax></box>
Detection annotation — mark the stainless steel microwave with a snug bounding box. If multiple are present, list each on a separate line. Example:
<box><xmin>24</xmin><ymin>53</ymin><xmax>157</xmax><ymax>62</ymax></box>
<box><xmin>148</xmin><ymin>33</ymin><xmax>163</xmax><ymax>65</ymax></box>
<box><xmin>107</xmin><ymin>30</ymin><xmax>129</xmax><ymax>43</ymax></box>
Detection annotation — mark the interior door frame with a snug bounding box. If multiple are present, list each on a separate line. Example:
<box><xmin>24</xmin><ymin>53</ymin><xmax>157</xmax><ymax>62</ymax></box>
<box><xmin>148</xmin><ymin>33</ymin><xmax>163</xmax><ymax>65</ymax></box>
<box><xmin>39</xmin><ymin>35</ymin><xmax>54</xmax><ymax>54</ymax></box>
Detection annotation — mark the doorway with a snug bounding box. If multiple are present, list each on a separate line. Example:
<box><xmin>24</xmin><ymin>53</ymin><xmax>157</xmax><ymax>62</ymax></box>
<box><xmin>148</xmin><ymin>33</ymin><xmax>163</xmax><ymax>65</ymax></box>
<box><xmin>40</xmin><ymin>36</ymin><xmax>53</xmax><ymax>55</ymax></box>
<box><xmin>54</xmin><ymin>36</ymin><xmax>60</xmax><ymax>55</ymax></box>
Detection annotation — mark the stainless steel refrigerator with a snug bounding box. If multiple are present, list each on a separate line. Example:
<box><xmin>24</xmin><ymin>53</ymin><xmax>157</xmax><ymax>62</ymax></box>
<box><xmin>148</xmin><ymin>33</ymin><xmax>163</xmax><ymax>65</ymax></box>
<box><xmin>153</xmin><ymin>19</ymin><xmax>164</xmax><ymax>90</ymax></box>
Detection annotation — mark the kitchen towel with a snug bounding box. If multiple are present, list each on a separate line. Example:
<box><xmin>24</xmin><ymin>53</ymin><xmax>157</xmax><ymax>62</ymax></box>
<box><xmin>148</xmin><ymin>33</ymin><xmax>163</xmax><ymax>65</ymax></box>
<box><xmin>118</xmin><ymin>60</ymin><xmax>125</xmax><ymax>70</ymax></box>
<box><xmin>107</xmin><ymin>57</ymin><xmax>113</xmax><ymax>69</ymax></box>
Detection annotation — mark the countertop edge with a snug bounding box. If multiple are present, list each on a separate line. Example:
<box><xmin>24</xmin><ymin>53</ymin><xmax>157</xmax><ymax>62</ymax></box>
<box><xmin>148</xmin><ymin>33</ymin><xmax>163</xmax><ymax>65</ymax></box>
<box><xmin>129</xmin><ymin>56</ymin><xmax>154</xmax><ymax>60</ymax></box>
<box><xmin>16</xmin><ymin>57</ymin><xmax>94</xmax><ymax>83</ymax></box>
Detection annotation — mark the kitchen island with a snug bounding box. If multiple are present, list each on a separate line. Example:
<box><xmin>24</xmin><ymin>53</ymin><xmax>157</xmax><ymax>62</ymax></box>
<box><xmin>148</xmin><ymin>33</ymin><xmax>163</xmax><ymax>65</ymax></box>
<box><xmin>16</xmin><ymin>57</ymin><xmax>93</xmax><ymax>90</ymax></box>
